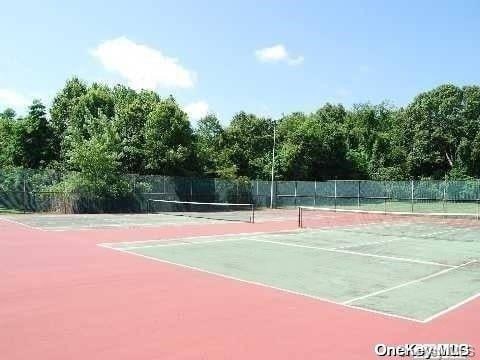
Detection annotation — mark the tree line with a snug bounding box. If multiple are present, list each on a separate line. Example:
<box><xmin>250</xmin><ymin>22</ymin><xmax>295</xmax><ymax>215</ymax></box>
<box><xmin>1</xmin><ymin>78</ymin><xmax>480</xmax><ymax>196</ymax></box>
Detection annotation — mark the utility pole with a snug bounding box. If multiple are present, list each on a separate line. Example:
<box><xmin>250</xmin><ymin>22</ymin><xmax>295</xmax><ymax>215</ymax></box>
<box><xmin>270</xmin><ymin>121</ymin><xmax>276</xmax><ymax>208</ymax></box>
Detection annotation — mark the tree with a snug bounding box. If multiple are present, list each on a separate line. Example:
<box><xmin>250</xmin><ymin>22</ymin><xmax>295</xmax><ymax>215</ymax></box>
<box><xmin>144</xmin><ymin>97</ymin><xmax>196</xmax><ymax>175</ymax></box>
<box><xmin>60</xmin><ymin>113</ymin><xmax>127</xmax><ymax>197</ymax></box>
<box><xmin>223</xmin><ymin>111</ymin><xmax>274</xmax><ymax>179</ymax></box>
<box><xmin>194</xmin><ymin>114</ymin><xmax>227</xmax><ymax>176</ymax></box>
<box><xmin>0</xmin><ymin>111</ymin><xmax>20</xmax><ymax>167</ymax></box>
<box><xmin>15</xmin><ymin>100</ymin><xmax>55</xmax><ymax>168</ymax></box>
<box><xmin>1</xmin><ymin>108</ymin><xmax>16</xmax><ymax>120</ymax></box>
<box><xmin>403</xmin><ymin>84</ymin><xmax>477</xmax><ymax>179</ymax></box>
<box><xmin>112</xmin><ymin>86</ymin><xmax>161</xmax><ymax>173</ymax></box>
<box><xmin>50</xmin><ymin>77</ymin><xmax>88</xmax><ymax>155</ymax></box>
<box><xmin>344</xmin><ymin>102</ymin><xmax>405</xmax><ymax>179</ymax></box>
<box><xmin>4</xmin><ymin>77</ymin><xmax>480</xmax><ymax>182</ymax></box>
<box><xmin>276</xmin><ymin>104</ymin><xmax>351</xmax><ymax>180</ymax></box>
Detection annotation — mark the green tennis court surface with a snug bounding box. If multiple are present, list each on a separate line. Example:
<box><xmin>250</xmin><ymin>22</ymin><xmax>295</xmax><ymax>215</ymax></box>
<box><xmin>102</xmin><ymin>222</ymin><xmax>480</xmax><ymax>322</ymax></box>
<box><xmin>327</xmin><ymin>199</ymin><xmax>480</xmax><ymax>215</ymax></box>
<box><xmin>2</xmin><ymin>213</ymin><xmax>226</xmax><ymax>230</ymax></box>
<box><xmin>1</xmin><ymin>210</ymin><xmax>266</xmax><ymax>230</ymax></box>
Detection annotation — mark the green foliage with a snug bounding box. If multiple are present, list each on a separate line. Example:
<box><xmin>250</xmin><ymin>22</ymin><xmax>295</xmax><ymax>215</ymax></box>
<box><xmin>3</xmin><ymin>78</ymin><xmax>480</xmax><ymax>185</ymax></box>
<box><xmin>223</xmin><ymin>111</ymin><xmax>274</xmax><ymax>179</ymax></box>
<box><xmin>403</xmin><ymin>85</ymin><xmax>471</xmax><ymax>178</ymax></box>
<box><xmin>112</xmin><ymin>86</ymin><xmax>160</xmax><ymax>173</ymax></box>
<box><xmin>276</xmin><ymin>105</ymin><xmax>352</xmax><ymax>180</ymax></box>
<box><xmin>17</xmin><ymin>100</ymin><xmax>55</xmax><ymax>168</ymax></box>
<box><xmin>194</xmin><ymin>114</ymin><xmax>227</xmax><ymax>176</ymax></box>
<box><xmin>58</xmin><ymin>113</ymin><xmax>128</xmax><ymax>197</ymax></box>
<box><xmin>144</xmin><ymin>96</ymin><xmax>196</xmax><ymax>175</ymax></box>
<box><xmin>0</xmin><ymin>100</ymin><xmax>55</xmax><ymax>168</ymax></box>
<box><xmin>50</xmin><ymin>77</ymin><xmax>88</xmax><ymax>154</ymax></box>
<box><xmin>0</xmin><ymin>114</ymin><xmax>19</xmax><ymax>167</ymax></box>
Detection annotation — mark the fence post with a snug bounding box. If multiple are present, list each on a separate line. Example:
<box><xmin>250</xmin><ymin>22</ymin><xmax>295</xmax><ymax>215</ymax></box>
<box><xmin>294</xmin><ymin>181</ymin><xmax>298</xmax><ymax>207</ymax></box>
<box><xmin>314</xmin><ymin>180</ymin><xmax>317</xmax><ymax>207</ymax></box>
<box><xmin>190</xmin><ymin>179</ymin><xmax>193</xmax><ymax>201</ymax></box>
<box><xmin>357</xmin><ymin>180</ymin><xmax>361</xmax><ymax>209</ymax></box>
<box><xmin>411</xmin><ymin>179</ymin><xmax>414</xmax><ymax>213</ymax></box>
<box><xmin>443</xmin><ymin>177</ymin><xmax>447</xmax><ymax>214</ymax></box>
<box><xmin>477</xmin><ymin>179</ymin><xmax>479</xmax><ymax>221</ymax></box>
<box><xmin>334</xmin><ymin>179</ymin><xmax>337</xmax><ymax>210</ymax></box>
<box><xmin>384</xmin><ymin>180</ymin><xmax>387</xmax><ymax>214</ymax></box>
<box><xmin>235</xmin><ymin>179</ymin><xmax>239</xmax><ymax>203</ymax></box>
<box><xmin>23</xmin><ymin>178</ymin><xmax>27</xmax><ymax>213</ymax></box>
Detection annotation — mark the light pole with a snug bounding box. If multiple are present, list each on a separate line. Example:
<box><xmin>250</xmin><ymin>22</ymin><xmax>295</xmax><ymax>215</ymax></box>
<box><xmin>270</xmin><ymin>121</ymin><xmax>276</xmax><ymax>208</ymax></box>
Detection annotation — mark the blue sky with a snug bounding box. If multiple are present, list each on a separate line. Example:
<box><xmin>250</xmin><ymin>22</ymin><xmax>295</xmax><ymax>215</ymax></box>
<box><xmin>1</xmin><ymin>0</ymin><xmax>479</xmax><ymax>123</ymax></box>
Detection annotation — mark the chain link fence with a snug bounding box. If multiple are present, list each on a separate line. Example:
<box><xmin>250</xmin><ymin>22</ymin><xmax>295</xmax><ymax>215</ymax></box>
<box><xmin>275</xmin><ymin>179</ymin><xmax>480</xmax><ymax>217</ymax></box>
<box><xmin>1</xmin><ymin>169</ymin><xmax>479</xmax><ymax>216</ymax></box>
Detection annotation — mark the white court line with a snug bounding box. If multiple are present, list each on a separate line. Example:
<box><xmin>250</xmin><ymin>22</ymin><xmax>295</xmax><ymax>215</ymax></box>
<box><xmin>420</xmin><ymin>228</ymin><xmax>461</xmax><ymax>238</ymax></box>
<box><xmin>98</xmin><ymin>244</ymin><xmax>424</xmax><ymax>323</ymax></box>
<box><xmin>104</xmin><ymin>231</ymin><xmax>454</xmax><ymax>268</ymax></box>
<box><xmin>333</xmin><ymin>238</ymin><xmax>402</xmax><ymax>250</ymax></box>
<box><xmin>0</xmin><ymin>216</ymin><xmax>45</xmax><ymax>231</ymax></box>
<box><xmin>32</xmin><ymin>216</ymin><xmax>246</xmax><ymax>232</ymax></box>
<box><xmin>343</xmin><ymin>260</ymin><xmax>477</xmax><ymax>305</ymax></box>
<box><xmin>246</xmin><ymin>238</ymin><xmax>454</xmax><ymax>268</ymax></box>
<box><xmin>422</xmin><ymin>292</ymin><xmax>480</xmax><ymax>323</ymax></box>
<box><xmin>325</xmin><ymin>224</ymin><xmax>471</xmax><ymax>244</ymax></box>
<box><xmin>120</xmin><ymin>237</ymin><xmax>243</xmax><ymax>250</ymax></box>
<box><xmin>44</xmin><ymin>222</ymin><xmax>201</xmax><ymax>232</ymax></box>
<box><xmin>98</xmin><ymin>229</ymin><xmax>303</xmax><ymax>248</ymax></box>
<box><xmin>304</xmin><ymin>221</ymin><xmax>417</xmax><ymax>234</ymax></box>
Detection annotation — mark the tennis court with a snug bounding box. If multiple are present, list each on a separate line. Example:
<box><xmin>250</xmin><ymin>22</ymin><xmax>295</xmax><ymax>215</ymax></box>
<box><xmin>2</xmin><ymin>200</ymin><xmax>480</xmax><ymax>360</ymax></box>
<box><xmin>99</xmin><ymin>208</ymin><xmax>480</xmax><ymax>322</ymax></box>
<box><xmin>2</xmin><ymin>212</ymin><xmax>247</xmax><ymax>230</ymax></box>
<box><xmin>2</xmin><ymin>200</ymin><xmax>297</xmax><ymax>230</ymax></box>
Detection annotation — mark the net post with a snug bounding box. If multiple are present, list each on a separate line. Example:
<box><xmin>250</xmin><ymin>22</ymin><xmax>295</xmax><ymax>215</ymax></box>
<box><xmin>314</xmin><ymin>180</ymin><xmax>317</xmax><ymax>207</ymax></box>
<box><xmin>251</xmin><ymin>203</ymin><xmax>255</xmax><ymax>224</ymax></box>
<box><xmin>298</xmin><ymin>206</ymin><xmax>302</xmax><ymax>228</ymax></box>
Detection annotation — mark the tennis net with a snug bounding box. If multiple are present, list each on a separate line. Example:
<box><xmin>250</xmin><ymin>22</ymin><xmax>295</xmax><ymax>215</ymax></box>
<box><xmin>147</xmin><ymin>199</ymin><xmax>255</xmax><ymax>223</ymax></box>
<box><xmin>297</xmin><ymin>206</ymin><xmax>480</xmax><ymax>242</ymax></box>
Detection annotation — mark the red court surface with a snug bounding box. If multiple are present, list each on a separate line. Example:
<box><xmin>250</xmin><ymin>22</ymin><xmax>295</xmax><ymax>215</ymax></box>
<box><xmin>1</xmin><ymin>218</ymin><xmax>479</xmax><ymax>359</ymax></box>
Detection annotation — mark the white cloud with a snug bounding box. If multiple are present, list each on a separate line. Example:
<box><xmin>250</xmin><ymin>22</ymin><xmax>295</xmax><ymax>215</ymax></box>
<box><xmin>255</xmin><ymin>44</ymin><xmax>288</xmax><ymax>62</ymax></box>
<box><xmin>0</xmin><ymin>89</ymin><xmax>30</xmax><ymax>110</ymax></box>
<box><xmin>255</xmin><ymin>44</ymin><xmax>304</xmax><ymax>66</ymax></box>
<box><xmin>91</xmin><ymin>37</ymin><xmax>196</xmax><ymax>90</ymax></box>
<box><xmin>184</xmin><ymin>100</ymin><xmax>209</xmax><ymax>121</ymax></box>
